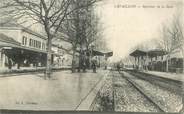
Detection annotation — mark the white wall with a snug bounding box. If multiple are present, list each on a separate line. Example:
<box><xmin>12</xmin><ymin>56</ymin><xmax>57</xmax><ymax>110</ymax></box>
<box><xmin>0</xmin><ymin>27</ymin><xmax>47</xmax><ymax>51</ymax></box>
<box><xmin>22</xmin><ymin>31</ymin><xmax>47</xmax><ymax>50</ymax></box>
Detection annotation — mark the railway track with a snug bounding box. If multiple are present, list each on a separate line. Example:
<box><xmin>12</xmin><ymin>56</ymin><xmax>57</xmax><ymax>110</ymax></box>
<box><xmin>91</xmin><ymin>70</ymin><xmax>165</xmax><ymax>112</ymax></box>
<box><xmin>121</xmin><ymin>71</ymin><xmax>183</xmax><ymax>112</ymax></box>
<box><xmin>126</xmin><ymin>71</ymin><xmax>182</xmax><ymax>95</ymax></box>
<box><xmin>91</xmin><ymin>70</ymin><xmax>182</xmax><ymax>112</ymax></box>
<box><xmin>119</xmin><ymin>72</ymin><xmax>165</xmax><ymax>112</ymax></box>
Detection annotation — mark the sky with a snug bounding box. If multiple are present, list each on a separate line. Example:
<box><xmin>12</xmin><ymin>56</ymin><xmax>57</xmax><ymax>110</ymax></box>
<box><xmin>0</xmin><ymin>0</ymin><xmax>182</xmax><ymax>62</ymax></box>
<box><xmin>96</xmin><ymin>0</ymin><xmax>183</xmax><ymax>62</ymax></box>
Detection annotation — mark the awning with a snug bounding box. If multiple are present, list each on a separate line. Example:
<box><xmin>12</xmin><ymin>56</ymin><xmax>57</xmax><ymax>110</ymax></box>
<box><xmin>93</xmin><ymin>50</ymin><xmax>104</xmax><ymax>56</ymax></box>
<box><xmin>78</xmin><ymin>49</ymin><xmax>113</xmax><ymax>57</ymax></box>
<box><xmin>130</xmin><ymin>49</ymin><xmax>147</xmax><ymax>57</ymax></box>
<box><xmin>1</xmin><ymin>44</ymin><xmax>47</xmax><ymax>54</ymax></box>
<box><xmin>92</xmin><ymin>50</ymin><xmax>113</xmax><ymax>57</ymax></box>
<box><xmin>104</xmin><ymin>51</ymin><xmax>113</xmax><ymax>57</ymax></box>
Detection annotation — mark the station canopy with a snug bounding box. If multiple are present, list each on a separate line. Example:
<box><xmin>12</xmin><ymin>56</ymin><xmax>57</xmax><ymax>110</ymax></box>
<box><xmin>77</xmin><ymin>49</ymin><xmax>113</xmax><ymax>57</ymax></box>
<box><xmin>92</xmin><ymin>50</ymin><xmax>104</xmax><ymax>56</ymax></box>
<box><xmin>130</xmin><ymin>49</ymin><xmax>147</xmax><ymax>57</ymax></box>
<box><xmin>129</xmin><ymin>49</ymin><xmax>168</xmax><ymax>58</ymax></box>
<box><xmin>147</xmin><ymin>49</ymin><xmax>167</xmax><ymax>57</ymax></box>
<box><xmin>91</xmin><ymin>50</ymin><xmax>113</xmax><ymax>57</ymax></box>
<box><xmin>105</xmin><ymin>51</ymin><xmax>113</xmax><ymax>57</ymax></box>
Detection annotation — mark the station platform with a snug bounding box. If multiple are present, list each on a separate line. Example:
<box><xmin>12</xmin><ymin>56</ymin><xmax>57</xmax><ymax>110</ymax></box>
<box><xmin>0</xmin><ymin>66</ymin><xmax>71</xmax><ymax>75</ymax></box>
<box><xmin>140</xmin><ymin>71</ymin><xmax>184</xmax><ymax>83</ymax></box>
<box><xmin>0</xmin><ymin>70</ymin><xmax>109</xmax><ymax>111</ymax></box>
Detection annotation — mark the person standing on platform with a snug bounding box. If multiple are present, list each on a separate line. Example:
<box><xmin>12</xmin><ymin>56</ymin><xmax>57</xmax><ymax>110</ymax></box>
<box><xmin>91</xmin><ymin>56</ymin><xmax>97</xmax><ymax>73</ymax></box>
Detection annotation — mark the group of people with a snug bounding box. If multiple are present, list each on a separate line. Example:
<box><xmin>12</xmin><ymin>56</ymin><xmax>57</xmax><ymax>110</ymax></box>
<box><xmin>78</xmin><ymin>54</ymin><xmax>98</xmax><ymax>73</ymax></box>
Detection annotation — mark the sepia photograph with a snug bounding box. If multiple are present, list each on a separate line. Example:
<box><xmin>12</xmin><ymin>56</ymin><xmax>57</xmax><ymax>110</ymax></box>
<box><xmin>0</xmin><ymin>0</ymin><xmax>183</xmax><ymax>113</ymax></box>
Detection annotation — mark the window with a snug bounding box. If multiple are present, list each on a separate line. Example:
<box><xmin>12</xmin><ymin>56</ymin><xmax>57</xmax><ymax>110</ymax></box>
<box><xmin>36</xmin><ymin>41</ymin><xmax>38</xmax><ymax>48</ymax></box>
<box><xmin>29</xmin><ymin>39</ymin><xmax>34</xmax><ymax>47</ymax></box>
<box><xmin>28</xmin><ymin>39</ymin><xmax>43</xmax><ymax>49</ymax></box>
<box><xmin>38</xmin><ymin>41</ymin><xmax>41</xmax><ymax>49</ymax></box>
<box><xmin>33</xmin><ymin>40</ymin><xmax>36</xmax><ymax>47</ymax></box>
<box><xmin>25</xmin><ymin>37</ymin><xmax>27</xmax><ymax>45</ymax></box>
<box><xmin>22</xmin><ymin>37</ymin><xmax>25</xmax><ymax>45</ymax></box>
<box><xmin>22</xmin><ymin>36</ymin><xmax>27</xmax><ymax>46</ymax></box>
<box><xmin>29</xmin><ymin>39</ymin><xmax>31</xmax><ymax>46</ymax></box>
<box><xmin>42</xmin><ymin>43</ymin><xmax>46</xmax><ymax>50</ymax></box>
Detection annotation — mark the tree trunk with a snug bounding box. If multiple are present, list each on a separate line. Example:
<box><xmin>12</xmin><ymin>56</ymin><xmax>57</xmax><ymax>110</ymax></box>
<box><xmin>180</xmin><ymin>49</ymin><xmax>184</xmax><ymax>112</ymax></box>
<box><xmin>78</xmin><ymin>52</ymin><xmax>81</xmax><ymax>72</ymax></box>
<box><xmin>138</xmin><ymin>56</ymin><xmax>140</xmax><ymax>70</ymax></box>
<box><xmin>71</xmin><ymin>49</ymin><xmax>76</xmax><ymax>73</ymax></box>
<box><xmin>183</xmin><ymin>57</ymin><xmax>184</xmax><ymax>73</ymax></box>
<box><xmin>181</xmin><ymin>77</ymin><xmax>184</xmax><ymax>112</ymax></box>
<box><xmin>182</xmin><ymin>50</ymin><xmax>184</xmax><ymax>73</ymax></box>
<box><xmin>78</xmin><ymin>45</ymin><xmax>82</xmax><ymax>72</ymax></box>
<box><xmin>45</xmin><ymin>37</ymin><xmax>52</xmax><ymax>79</ymax></box>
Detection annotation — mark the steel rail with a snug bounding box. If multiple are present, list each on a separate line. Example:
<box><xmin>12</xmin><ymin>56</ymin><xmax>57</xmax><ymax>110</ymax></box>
<box><xmin>120</xmin><ymin>72</ymin><xmax>166</xmax><ymax>112</ymax></box>
<box><xmin>127</xmin><ymin>71</ymin><xmax>182</xmax><ymax>96</ymax></box>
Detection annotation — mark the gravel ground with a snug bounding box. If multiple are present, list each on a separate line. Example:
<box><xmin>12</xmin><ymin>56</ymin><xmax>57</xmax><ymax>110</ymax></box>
<box><xmin>92</xmin><ymin>74</ymin><xmax>114</xmax><ymax>111</ymax></box>
<box><xmin>113</xmin><ymin>73</ymin><xmax>159</xmax><ymax>112</ymax></box>
<box><xmin>124</xmin><ymin>72</ymin><xmax>183</xmax><ymax>112</ymax></box>
<box><xmin>93</xmin><ymin>71</ymin><xmax>159</xmax><ymax>112</ymax></box>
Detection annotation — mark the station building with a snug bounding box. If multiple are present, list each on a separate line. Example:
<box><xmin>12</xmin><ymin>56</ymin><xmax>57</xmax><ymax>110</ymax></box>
<box><xmin>0</xmin><ymin>22</ymin><xmax>70</xmax><ymax>69</ymax></box>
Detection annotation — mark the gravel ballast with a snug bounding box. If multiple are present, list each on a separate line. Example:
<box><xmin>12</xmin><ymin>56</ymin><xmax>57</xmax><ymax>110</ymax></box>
<box><xmin>113</xmin><ymin>73</ymin><xmax>159</xmax><ymax>112</ymax></box>
<box><xmin>124</xmin><ymin>72</ymin><xmax>183</xmax><ymax>112</ymax></box>
<box><xmin>92</xmin><ymin>71</ymin><xmax>160</xmax><ymax>112</ymax></box>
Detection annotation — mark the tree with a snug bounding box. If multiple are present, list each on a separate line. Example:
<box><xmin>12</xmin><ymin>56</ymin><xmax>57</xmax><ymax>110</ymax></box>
<box><xmin>78</xmin><ymin>4</ymin><xmax>105</xmax><ymax>70</ymax></box>
<box><xmin>1</xmin><ymin>0</ymin><xmax>99</xmax><ymax>78</ymax></box>
<box><xmin>56</xmin><ymin>0</ymin><xmax>103</xmax><ymax>72</ymax></box>
<box><xmin>55</xmin><ymin>0</ymin><xmax>89</xmax><ymax>72</ymax></box>
<box><xmin>156</xmin><ymin>14</ymin><xmax>184</xmax><ymax>72</ymax></box>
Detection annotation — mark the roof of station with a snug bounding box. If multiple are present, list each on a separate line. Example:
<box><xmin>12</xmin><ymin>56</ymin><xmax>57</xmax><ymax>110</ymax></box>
<box><xmin>130</xmin><ymin>49</ymin><xmax>147</xmax><ymax>57</ymax></box>
<box><xmin>76</xmin><ymin>49</ymin><xmax>113</xmax><ymax>57</ymax></box>
<box><xmin>147</xmin><ymin>49</ymin><xmax>168</xmax><ymax>57</ymax></box>
<box><xmin>0</xmin><ymin>22</ymin><xmax>47</xmax><ymax>40</ymax></box>
<box><xmin>129</xmin><ymin>49</ymin><xmax>167</xmax><ymax>57</ymax></box>
<box><xmin>0</xmin><ymin>33</ymin><xmax>21</xmax><ymax>46</ymax></box>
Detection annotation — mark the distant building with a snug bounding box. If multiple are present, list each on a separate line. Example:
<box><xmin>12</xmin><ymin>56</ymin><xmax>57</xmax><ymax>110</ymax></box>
<box><xmin>129</xmin><ymin>49</ymin><xmax>184</xmax><ymax>73</ymax></box>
